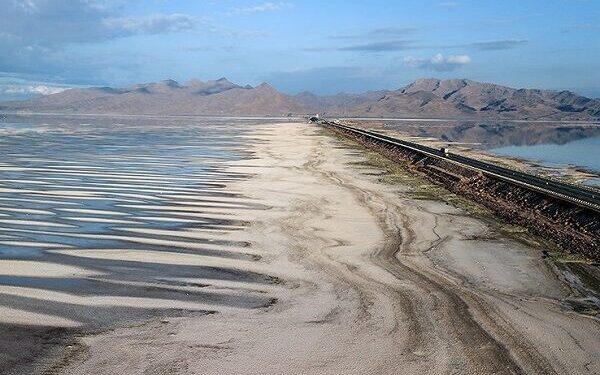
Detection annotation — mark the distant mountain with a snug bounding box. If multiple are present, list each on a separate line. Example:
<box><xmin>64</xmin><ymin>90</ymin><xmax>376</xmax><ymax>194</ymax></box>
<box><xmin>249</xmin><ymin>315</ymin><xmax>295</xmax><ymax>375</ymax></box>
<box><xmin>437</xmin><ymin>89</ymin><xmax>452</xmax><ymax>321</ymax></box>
<box><xmin>2</xmin><ymin>77</ymin><xmax>599</xmax><ymax>120</ymax></box>
<box><xmin>0</xmin><ymin>78</ymin><xmax>310</xmax><ymax>116</ymax></box>
<box><xmin>295</xmin><ymin>90</ymin><xmax>393</xmax><ymax>117</ymax></box>
<box><xmin>340</xmin><ymin>79</ymin><xmax>600</xmax><ymax>120</ymax></box>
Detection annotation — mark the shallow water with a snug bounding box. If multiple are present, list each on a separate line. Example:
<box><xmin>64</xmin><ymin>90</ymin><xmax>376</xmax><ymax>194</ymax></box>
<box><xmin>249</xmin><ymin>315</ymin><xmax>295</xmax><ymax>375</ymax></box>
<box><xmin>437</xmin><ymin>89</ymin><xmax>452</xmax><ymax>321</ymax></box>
<box><xmin>0</xmin><ymin>115</ymin><xmax>282</xmax><ymax>330</ymax></box>
<box><xmin>490</xmin><ymin>136</ymin><xmax>600</xmax><ymax>185</ymax></box>
<box><xmin>0</xmin><ymin>116</ymin><xmax>250</xmax><ymax>257</ymax></box>
<box><xmin>379</xmin><ymin>119</ymin><xmax>600</xmax><ymax>186</ymax></box>
<box><xmin>381</xmin><ymin>120</ymin><xmax>600</xmax><ymax>148</ymax></box>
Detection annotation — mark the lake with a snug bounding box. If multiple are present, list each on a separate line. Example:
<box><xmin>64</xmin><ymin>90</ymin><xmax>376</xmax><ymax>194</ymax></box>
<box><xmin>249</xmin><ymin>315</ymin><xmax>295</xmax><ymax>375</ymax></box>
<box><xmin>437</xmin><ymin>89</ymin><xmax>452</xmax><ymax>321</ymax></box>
<box><xmin>490</xmin><ymin>136</ymin><xmax>600</xmax><ymax>185</ymax></box>
<box><xmin>379</xmin><ymin>119</ymin><xmax>600</xmax><ymax>185</ymax></box>
<box><xmin>0</xmin><ymin>114</ymin><xmax>281</xmax><ymax>331</ymax></box>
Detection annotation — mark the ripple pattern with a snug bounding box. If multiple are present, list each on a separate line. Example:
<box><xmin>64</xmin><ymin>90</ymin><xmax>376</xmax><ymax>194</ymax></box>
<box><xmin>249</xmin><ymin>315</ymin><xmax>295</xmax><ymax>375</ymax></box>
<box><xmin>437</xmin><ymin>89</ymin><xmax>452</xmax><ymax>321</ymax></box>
<box><xmin>0</xmin><ymin>116</ymin><xmax>278</xmax><ymax>332</ymax></box>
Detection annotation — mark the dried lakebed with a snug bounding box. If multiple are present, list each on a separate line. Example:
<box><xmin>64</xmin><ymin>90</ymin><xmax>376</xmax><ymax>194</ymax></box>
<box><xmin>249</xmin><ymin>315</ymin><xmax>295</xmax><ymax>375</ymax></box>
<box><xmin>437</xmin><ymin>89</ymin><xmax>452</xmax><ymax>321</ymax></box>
<box><xmin>0</xmin><ymin>118</ymin><xmax>598</xmax><ymax>374</ymax></box>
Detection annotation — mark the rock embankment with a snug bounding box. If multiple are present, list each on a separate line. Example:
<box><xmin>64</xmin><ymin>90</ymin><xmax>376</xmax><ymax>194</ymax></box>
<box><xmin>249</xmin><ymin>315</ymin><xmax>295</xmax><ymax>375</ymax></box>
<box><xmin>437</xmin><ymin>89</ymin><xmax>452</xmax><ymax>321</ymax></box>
<box><xmin>327</xmin><ymin>123</ymin><xmax>600</xmax><ymax>262</ymax></box>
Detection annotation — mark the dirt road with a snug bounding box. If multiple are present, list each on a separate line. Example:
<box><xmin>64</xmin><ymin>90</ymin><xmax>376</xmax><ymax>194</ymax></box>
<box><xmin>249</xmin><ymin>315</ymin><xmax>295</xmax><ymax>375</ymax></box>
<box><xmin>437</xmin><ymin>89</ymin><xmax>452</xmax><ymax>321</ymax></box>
<box><xmin>56</xmin><ymin>123</ymin><xmax>599</xmax><ymax>374</ymax></box>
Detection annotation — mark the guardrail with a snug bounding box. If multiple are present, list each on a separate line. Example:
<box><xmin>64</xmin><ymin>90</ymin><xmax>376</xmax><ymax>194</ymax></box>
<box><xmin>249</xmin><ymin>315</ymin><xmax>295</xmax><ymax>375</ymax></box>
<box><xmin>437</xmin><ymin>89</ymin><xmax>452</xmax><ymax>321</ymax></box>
<box><xmin>321</xmin><ymin>120</ymin><xmax>600</xmax><ymax>214</ymax></box>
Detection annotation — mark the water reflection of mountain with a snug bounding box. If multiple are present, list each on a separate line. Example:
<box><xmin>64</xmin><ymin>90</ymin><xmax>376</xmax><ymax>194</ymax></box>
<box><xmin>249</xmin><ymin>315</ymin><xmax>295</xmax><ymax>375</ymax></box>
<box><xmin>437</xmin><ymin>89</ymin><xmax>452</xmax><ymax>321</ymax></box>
<box><xmin>384</xmin><ymin>122</ymin><xmax>600</xmax><ymax>149</ymax></box>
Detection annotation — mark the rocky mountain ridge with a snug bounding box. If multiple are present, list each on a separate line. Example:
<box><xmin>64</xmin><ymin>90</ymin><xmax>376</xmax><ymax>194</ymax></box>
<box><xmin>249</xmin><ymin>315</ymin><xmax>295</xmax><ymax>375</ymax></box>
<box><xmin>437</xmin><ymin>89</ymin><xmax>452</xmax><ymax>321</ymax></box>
<box><xmin>2</xmin><ymin>77</ymin><xmax>599</xmax><ymax>120</ymax></box>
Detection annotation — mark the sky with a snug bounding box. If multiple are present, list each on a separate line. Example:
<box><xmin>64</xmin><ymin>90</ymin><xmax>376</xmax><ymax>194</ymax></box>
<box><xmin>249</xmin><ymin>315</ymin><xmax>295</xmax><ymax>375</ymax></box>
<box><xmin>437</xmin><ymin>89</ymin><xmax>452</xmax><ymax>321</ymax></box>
<box><xmin>0</xmin><ymin>0</ymin><xmax>599</xmax><ymax>100</ymax></box>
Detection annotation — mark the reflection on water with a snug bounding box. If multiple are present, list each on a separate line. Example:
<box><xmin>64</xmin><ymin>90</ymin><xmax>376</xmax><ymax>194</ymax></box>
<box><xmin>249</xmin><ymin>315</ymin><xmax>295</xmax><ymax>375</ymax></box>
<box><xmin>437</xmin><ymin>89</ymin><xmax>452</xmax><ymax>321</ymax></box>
<box><xmin>382</xmin><ymin>120</ymin><xmax>600</xmax><ymax>148</ymax></box>
<box><xmin>491</xmin><ymin>136</ymin><xmax>600</xmax><ymax>178</ymax></box>
<box><xmin>0</xmin><ymin>115</ymin><xmax>281</xmax><ymax>354</ymax></box>
<box><xmin>379</xmin><ymin>119</ymin><xmax>600</xmax><ymax>185</ymax></box>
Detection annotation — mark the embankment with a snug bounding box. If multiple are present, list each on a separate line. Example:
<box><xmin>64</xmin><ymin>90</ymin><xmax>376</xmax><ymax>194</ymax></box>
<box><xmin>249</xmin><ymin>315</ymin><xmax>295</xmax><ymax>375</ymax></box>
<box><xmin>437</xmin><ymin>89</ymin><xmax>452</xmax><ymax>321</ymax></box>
<box><xmin>323</xmin><ymin>121</ymin><xmax>600</xmax><ymax>262</ymax></box>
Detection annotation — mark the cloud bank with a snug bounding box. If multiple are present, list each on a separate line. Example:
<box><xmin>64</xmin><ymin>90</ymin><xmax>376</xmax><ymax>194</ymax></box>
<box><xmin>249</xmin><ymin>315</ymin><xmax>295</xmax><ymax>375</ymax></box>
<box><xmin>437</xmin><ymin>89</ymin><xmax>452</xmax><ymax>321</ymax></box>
<box><xmin>103</xmin><ymin>14</ymin><xmax>197</xmax><ymax>35</ymax></box>
<box><xmin>404</xmin><ymin>53</ymin><xmax>471</xmax><ymax>71</ymax></box>
<box><xmin>1</xmin><ymin>84</ymin><xmax>68</xmax><ymax>96</ymax></box>
<box><xmin>338</xmin><ymin>40</ymin><xmax>415</xmax><ymax>52</ymax></box>
<box><xmin>0</xmin><ymin>81</ymin><xmax>72</xmax><ymax>101</ymax></box>
<box><xmin>0</xmin><ymin>0</ymin><xmax>200</xmax><ymax>84</ymax></box>
<box><xmin>463</xmin><ymin>39</ymin><xmax>527</xmax><ymax>51</ymax></box>
<box><xmin>331</xmin><ymin>27</ymin><xmax>416</xmax><ymax>40</ymax></box>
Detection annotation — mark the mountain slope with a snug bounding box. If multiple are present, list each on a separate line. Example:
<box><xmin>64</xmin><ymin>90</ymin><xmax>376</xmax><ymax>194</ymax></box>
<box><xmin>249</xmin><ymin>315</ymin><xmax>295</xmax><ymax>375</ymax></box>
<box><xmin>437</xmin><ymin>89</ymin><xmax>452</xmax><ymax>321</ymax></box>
<box><xmin>1</xmin><ymin>78</ymin><xmax>313</xmax><ymax>116</ymax></box>
<box><xmin>2</xmin><ymin>78</ymin><xmax>599</xmax><ymax>120</ymax></box>
<box><xmin>377</xmin><ymin>78</ymin><xmax>600</xmax><ymax>120</ymax></box>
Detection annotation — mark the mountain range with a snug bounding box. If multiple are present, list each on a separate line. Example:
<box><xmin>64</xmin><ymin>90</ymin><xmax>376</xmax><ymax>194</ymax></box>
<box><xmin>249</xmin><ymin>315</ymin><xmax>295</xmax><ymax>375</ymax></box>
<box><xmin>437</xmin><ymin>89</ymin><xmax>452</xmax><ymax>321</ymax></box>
<box><xmin>2</xmin><ymin>78</ymin><xmax>599</xmax><ymax>120</ymax></box>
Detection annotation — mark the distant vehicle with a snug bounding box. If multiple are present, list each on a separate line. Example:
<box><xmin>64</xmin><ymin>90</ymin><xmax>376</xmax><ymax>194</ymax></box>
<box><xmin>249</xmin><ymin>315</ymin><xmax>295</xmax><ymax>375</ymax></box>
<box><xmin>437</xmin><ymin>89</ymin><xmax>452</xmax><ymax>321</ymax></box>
<box><xmin>440</xmin><ymin>147</ymin><xmax>450</xmax><ymax>157</ymax></box>
<box><xmin>308</xmin><ymin>114</ymin><xmax>320</xmax><ymax>123</ymax></box>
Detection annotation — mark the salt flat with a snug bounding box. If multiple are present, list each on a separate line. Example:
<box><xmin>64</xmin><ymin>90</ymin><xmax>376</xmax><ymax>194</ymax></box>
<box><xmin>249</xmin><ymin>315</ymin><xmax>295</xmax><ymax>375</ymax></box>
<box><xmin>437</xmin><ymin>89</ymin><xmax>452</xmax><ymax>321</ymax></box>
<box><xmin>0</xmin><ymin>119</ymin><xmax>598</xmax><ymax>374</ymax></box>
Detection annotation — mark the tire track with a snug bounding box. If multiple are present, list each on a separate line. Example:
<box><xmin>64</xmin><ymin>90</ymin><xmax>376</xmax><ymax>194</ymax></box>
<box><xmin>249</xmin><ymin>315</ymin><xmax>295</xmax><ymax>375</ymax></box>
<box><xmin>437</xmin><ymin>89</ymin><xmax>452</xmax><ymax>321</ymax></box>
<box><xmin>309</xmin><ymin>128</ymin><xmax>558</xmax><ymax>374</ymax></box>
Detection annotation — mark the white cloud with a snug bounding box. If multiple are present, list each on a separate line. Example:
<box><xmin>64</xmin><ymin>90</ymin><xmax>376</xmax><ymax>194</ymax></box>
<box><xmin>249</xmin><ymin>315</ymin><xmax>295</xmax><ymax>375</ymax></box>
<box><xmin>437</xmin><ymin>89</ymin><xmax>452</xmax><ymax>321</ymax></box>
<box><xmin>404</xmin><ymin>53</ymin><xmax>471</xmax><ymax>71</ymax></box>
<box><xmin>1</xmin><ymin>84</ymin><xmax>69</xmax><ymax>96</ymax></box>
<box><xmin>104</xmin><ymin>14</ymin><xmax>197</xmax><ymax>35</ymax></box>
<box><xmin>13</xmin><ymin>0</ymin><xmax>39</xmax><ymax>14</ymax></box>
<box><xmin>232</xmin><ymin>2</ymin><xmax>292</xmax><ymax>14</ymax></box>
<box><xmin>0</xmin><ymin>1</ymin><xmax>207</xmax><ymax>83</ymax></box>
<box><xmin>445</xmin><ymin>55</ymin><xmax>471</xmax><ymax>64</ymax></box>
<box><xmin>1</xmin><ymin>2</ymin><xmax>200</xmax><ymax>48</ymax></box>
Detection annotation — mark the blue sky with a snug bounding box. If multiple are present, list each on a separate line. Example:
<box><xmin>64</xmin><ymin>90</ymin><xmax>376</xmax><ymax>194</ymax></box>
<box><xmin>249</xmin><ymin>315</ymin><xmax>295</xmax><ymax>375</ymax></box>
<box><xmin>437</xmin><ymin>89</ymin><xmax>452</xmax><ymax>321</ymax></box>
<box><xmin>0</xmin><ymin>0</ymin><xmax>599</xmax><ymax>100</ymax></box>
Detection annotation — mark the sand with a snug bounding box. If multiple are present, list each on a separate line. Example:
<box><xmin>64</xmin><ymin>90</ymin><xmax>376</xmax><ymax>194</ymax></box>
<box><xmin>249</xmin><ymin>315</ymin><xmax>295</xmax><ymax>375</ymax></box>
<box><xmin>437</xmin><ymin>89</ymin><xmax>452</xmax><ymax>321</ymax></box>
<box><xmin>2</xmin><ymin>123</ymin><xmax>599</xmax><ymax>374</ymax></box>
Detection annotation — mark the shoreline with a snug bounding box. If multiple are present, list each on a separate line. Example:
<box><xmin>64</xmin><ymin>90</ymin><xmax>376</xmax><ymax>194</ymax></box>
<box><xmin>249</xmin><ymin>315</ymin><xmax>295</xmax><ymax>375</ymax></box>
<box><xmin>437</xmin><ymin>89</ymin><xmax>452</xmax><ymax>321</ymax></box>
<box><xmin>2</xmin><ymin>122</ymin><xmax>599</xmax><ymax>374</ymax></box>
<box><xmin>3</xmin><ymin>112</ymin><xmax>600</xmax><ymax>124</ymax></box>
<box><xmin>357</xmin><ymin>121</ymin><xmax>600</xmax><ymax>189</ymax></box>
<box><xmin>40</xmin><ymin>122</ymin><xmax>600</xmax><ymax>374</ymax></box>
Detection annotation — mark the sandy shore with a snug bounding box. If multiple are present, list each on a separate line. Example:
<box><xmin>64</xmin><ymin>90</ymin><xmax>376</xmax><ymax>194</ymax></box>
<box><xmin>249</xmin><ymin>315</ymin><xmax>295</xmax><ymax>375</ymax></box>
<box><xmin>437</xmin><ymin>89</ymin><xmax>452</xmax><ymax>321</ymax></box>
<box><xmin>3</xmin><ymin>122</ymin><xmax>600</xmax><ymax>374</ymax></box>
